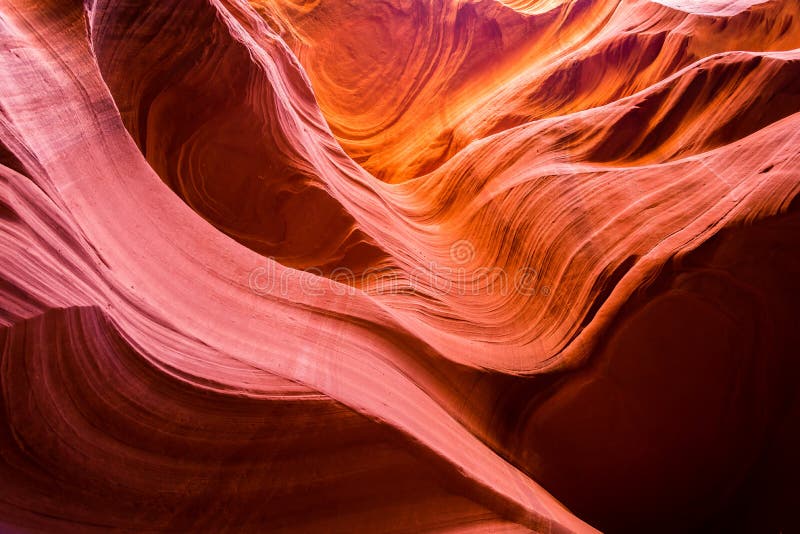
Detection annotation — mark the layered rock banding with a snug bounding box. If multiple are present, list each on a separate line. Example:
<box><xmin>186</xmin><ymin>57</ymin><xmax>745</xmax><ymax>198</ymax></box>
<box><xmin>1</xmin><ymin>0</ymin><xmax>799</xmax><ymax>532</ymax></box>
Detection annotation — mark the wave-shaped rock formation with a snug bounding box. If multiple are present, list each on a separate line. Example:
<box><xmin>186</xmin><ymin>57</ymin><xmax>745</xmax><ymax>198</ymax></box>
<box><xmin>1</xmin><ymin>0</ymin><xmax>799</xmax><ymax>531</ymax></box>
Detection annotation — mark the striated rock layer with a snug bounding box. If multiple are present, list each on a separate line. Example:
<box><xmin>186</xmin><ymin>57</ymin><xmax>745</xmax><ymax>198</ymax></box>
<box><xmin>1</xmin><ymin>0</ymin><xmax>799</xmax><ymax>532</ymax></box>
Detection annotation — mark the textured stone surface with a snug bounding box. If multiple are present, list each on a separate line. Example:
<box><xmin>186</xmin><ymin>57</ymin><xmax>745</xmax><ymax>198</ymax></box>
<box><xmin>1</xmin><ymin>0</ymin><xmax>799</xmax><ymax>531</ymax></box>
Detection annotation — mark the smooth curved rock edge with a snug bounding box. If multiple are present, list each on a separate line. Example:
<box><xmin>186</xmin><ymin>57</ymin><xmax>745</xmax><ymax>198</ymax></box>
<box><xmin>1</xmin><ymin>0</ymin><xmax>799</xmax><ymax>532</ymax></box>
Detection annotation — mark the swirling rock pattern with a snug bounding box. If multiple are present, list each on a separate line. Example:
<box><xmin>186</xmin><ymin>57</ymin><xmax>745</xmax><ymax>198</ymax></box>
<box><xmin>1</xmin><ymin>0</ymin><xmax>799</xmax><ymax>532</ymax></box>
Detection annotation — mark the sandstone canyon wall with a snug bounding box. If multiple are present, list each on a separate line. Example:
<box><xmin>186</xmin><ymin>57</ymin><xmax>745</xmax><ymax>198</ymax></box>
<box><xmin>1</xmin><ymin>0</ymin><xmax>799</xmax><ymax>532</ymax></box>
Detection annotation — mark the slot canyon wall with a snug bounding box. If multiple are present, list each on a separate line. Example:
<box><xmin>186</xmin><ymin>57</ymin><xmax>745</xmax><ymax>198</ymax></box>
<box><xmin>1</xmin><ymin>0</ymin><xmax>799</xmax><ymax>532</ymax></box>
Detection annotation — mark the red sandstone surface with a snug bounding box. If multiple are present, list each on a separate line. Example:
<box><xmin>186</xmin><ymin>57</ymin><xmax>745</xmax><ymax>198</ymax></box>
<box><xmin>1</xmin><ymin>0</ymin><xmax>799</xmax><ymax>532</ymax></box>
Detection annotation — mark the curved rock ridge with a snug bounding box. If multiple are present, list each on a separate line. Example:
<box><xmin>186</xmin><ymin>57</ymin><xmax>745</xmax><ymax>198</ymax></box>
<box><xmin>651</xmin><ymin>0</ymin><xmax>770</xmax><ymax>16</ymax></box>
<box><xmin>1</xmin><ymin>0</ymin><xmax>799</xmax><ymax>532</ymax></box>
<box><xmin>261</xmin><ymin>0</ymin><xmax>800</xmax><ymax>182</ymax></box>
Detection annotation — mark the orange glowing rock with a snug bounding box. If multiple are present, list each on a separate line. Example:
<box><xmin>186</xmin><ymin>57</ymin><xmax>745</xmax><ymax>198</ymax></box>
<box><xmin>0</xmin><ymin>0</ymin><xmax>798</xmax><ymax>531</ymax></box>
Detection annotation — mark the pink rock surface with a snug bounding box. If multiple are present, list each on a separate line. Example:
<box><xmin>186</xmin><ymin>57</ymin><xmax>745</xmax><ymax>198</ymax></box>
<box><xmin>1</xmin><ymin>0</ymin><xmax>799</xmax><ymax>532</ymax></box>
